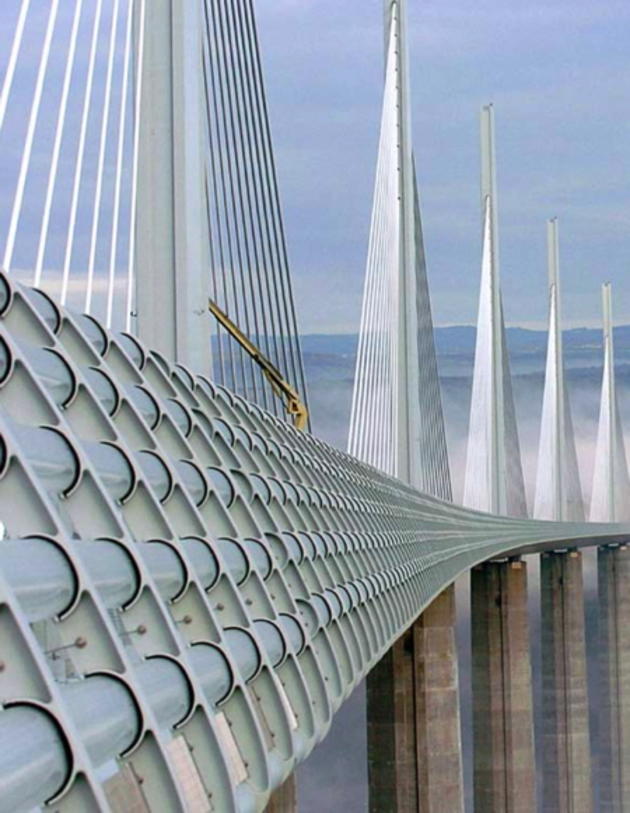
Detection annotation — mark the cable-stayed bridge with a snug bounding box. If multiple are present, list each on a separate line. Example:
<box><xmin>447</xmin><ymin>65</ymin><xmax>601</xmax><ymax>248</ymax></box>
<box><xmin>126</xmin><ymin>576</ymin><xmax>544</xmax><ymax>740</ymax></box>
<box><xmin>0</xmin><ymin>2</ymin><xmax>628</xmax><ymax>812</ymax></box>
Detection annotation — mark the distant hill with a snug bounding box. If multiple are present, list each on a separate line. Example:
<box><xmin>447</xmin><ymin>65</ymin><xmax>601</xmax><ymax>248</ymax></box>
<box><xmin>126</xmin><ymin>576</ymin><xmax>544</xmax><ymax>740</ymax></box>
<box><xmin>298</xmin><ymin>326</ymin><xmax>630</xmax><ymax>456</ymax></box>
<box><xmin>214</xmin><ymin>325</ymin><xmax>630</xmax><ymax>359</ymax></box>
<box><xmin>301</xmin><ymin>325</ymin><xmax>630</xmax><ymax>358</ymax></box>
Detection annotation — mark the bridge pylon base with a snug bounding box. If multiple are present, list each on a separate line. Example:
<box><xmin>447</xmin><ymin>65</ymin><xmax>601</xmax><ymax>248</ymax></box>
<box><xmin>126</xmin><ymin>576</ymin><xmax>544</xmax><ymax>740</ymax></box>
<box><xmin>413</xmin><ymin>585</ymin><xmax>464</xmax><ymax>813</ymax></box>
<box><xmin>367</xmin><ymin>586</ymin><xmax>464</xmax><ymax>812</ymax></box>
<box><xmin>471</xmin><ymin>559</ymin><xmax>536</xmax><ymax>813</ymax></box>
<box><xmin>598</xmin><ymin>544</ymin><xmax>630</xmax><ymax>813</ymax></box>
<box><xmin>540</xmin><ymin>550</ymin><xmax>593</xmax><ymax>813</ymax></box>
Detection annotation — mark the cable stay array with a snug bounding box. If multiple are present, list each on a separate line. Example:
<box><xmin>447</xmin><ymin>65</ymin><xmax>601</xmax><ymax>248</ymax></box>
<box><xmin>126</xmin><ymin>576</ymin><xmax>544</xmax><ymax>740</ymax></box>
<box><xmin>349</xmin><ymin>59</ymin><xmax>630</xmax><ymax>526</ymax></box>
<box><xmin>0</xmin><ymin>0</ymin><xmax>139</xmax><ymax>331</ymax></box>
<box><xmin>534</xmin><ymin>218</ymin><xmax>584</xmax><ymax>521</ymax></box>
<box><xmin>0</xmin><ymin>0</ymin><xmax>309</xmax><ymax>425</ymax></box>
<box><xmin>348</xmin><ymin>23</ymin><xmax>400</xmax><ymax>477</ymax></box>
<box><xmin>590</xmin><ymin>283</ymin><xmax>630</xmax><ymax>521</ymax></box>
<box><xmin>348</xmin><ymin>2</ymin><xmax>451</xmax><ymax>503</ymax></box>
<box><xmin>2</xmin><ymin>1</ymin><xmax>630</xmax><ymax>809</ymax></box>
<box><xmin>1</xmin><ymin>1</ymin><xmax>629</xmax><ymax>521</ymax></box>
<box><xmin>463</xmin><ymin>105</ymin><xmax>527</xmax><ymax>518</ymax></box>
<box><xmin>201</xmin><ymin>0</ymin><xmax>308</xmax><ymax>421</ymax></box>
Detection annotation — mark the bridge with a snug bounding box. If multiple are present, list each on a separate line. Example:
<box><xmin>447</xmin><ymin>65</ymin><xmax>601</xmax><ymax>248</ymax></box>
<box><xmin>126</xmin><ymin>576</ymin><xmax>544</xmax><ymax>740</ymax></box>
<box><xmin>0</xmin><ymin>2</ymin><xmax>628</xmax><ymax>812</ymax></box>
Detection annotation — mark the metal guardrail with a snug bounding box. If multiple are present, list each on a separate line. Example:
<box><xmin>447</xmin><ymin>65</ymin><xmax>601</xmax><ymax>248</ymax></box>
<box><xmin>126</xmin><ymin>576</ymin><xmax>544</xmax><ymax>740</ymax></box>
<box><xmin>0</xmin><ymin>271</ymin><xmax>627</xmax><ymax>812</ymax></box>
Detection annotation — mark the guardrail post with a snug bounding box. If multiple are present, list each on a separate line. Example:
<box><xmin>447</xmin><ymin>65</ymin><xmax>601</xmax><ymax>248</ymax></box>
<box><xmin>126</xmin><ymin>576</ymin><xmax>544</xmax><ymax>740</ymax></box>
<box><xmin>471</xmin><ymin>558</ymin><xmax>536</xmax><ymax>812</ymax></box>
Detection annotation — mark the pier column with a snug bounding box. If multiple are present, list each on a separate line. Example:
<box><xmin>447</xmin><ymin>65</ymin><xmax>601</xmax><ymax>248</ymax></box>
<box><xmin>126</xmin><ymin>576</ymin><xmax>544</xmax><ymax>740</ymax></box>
<box><xmin>265</xmin><ymin>775</ymin><xmax>297</xmax><ymax>812</ymax></box>
<box><xmin>414</xmin><ymin>585</ymin><xmax>464</xmax><ymax>813</ymax></box>
<box><xmin>471</xmin><ymin>559</ymin><xmax>536</xmax><ymax>813</ymax></box>
<box><xmin>367</xmin><ymin>628</ymin><xmax>417</xmax><ymax>812</ymax></box>
<box><xmin>540</xmin><ymin>550</ymin><xmax>592</xmax><ymax>812</ymax></box>
<box><xmin>367</xmin><ymin>587</ymin><xmax>464</xmax><ymax>812</ymax></box>
<box><xmin>598</xmin><ymin>544</ymin><xmax>630</xmax><ymax>812</ymax></box>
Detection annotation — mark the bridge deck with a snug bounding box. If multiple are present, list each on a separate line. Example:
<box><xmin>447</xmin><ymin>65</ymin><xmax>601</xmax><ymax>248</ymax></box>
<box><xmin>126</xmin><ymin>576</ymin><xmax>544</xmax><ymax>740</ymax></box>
<box><xmin>0</xmin><ymin>272</ymin><xmax>627</xmax><ymax>811</ymax></box>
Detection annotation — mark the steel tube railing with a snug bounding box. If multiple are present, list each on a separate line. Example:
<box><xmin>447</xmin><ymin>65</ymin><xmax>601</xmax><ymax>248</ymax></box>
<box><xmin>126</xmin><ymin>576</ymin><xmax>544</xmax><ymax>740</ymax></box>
<box><xmin>65</xmin><ymin>675</ymin><xmax>140</xmax><ymax>764</ymax></box>
<box><xmin>0</xmin><ymin>705</ymin><xmax>68</xmax><ymax>811</ymax></box>
<box><xmin>0</xmin><ymin>537</ymin><xmax>223</xmax><ymax>619</ymax></box>
<box><xmin>0</xmin><ymin>537</ymin><xmax>221</xmax><ymax>622</ymax></box>
<box><xmin>1</xmin><ymin>272</ymin><xmax>629</xmax><ymax>811</ymax></box>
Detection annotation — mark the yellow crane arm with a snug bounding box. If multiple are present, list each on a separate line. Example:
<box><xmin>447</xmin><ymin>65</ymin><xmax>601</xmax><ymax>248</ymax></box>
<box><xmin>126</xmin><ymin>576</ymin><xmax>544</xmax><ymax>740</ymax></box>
<box><xmin>208</xmin><ymin>298</ymin><xmax>308</xmax><ymax>431</ymax></box>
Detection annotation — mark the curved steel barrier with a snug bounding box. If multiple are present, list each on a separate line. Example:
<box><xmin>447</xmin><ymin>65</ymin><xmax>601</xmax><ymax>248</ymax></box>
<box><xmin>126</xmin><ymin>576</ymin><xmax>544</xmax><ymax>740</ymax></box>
<box><xmin>0</xmin><ymin>271</ymin><xmax>627</xmax><ymax>812</ymax></box>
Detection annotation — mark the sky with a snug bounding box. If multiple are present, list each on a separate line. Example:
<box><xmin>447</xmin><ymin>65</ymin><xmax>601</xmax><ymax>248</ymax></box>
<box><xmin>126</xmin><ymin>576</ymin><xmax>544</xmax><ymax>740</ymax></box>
<box><xmin>256</xmin><ymin>0</ymin><xmax>630</xmax><ymax>333</ymax></box>
<box><xmin>2</xmin><ymin>0</ymin><xmax>629</xmax><ymax>335</ymax></box>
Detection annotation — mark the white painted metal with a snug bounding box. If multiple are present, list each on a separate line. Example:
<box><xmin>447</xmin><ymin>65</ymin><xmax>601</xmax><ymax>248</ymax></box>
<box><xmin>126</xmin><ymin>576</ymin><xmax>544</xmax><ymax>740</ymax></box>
<box><xmin>393</xmin><ymin>0</ymin><xmax>419</xmax><ymax>487</ymax></box>
<box><xmin>591</xmin><ymin>283</ymin><xmax>630</xmax><ymax>521</ymax></box>
<box><xmin>106</xmin><ymin>0</ymin><xmax>135</xmax><ymax>328</ymax></box>
<box><xmin>134</xmin><ymin>0</ymin><xmax>212</xmax><ymax>374</ymax></box>
<box><xmin>534</xmin><ymin>219</ymin><xmax>584</xmax><ymax>520</ymax></box>
<box><xmin>125</xmin><ymin>0</ymin><xmax>146</xmax><ymax>332</ymax></box>
<box><xmin>350</xmin><ymin>0</ymin><xmax>451</xmax><ymax>501</ymax></box>
<box><xmin>85</xmin><ymin>0</ymin><xmax>121</xmax><ymax>315</ymax></box>
<box><xmin>1</xmin><ymin>271</ymin><xmax>628</xmax><ymax>812</ymax></box>
<box><xmin>0</xmin><ymin>705</ymin><xmax>68</xmax><ymax>811</ymax></box>
<box><xmin>348</xmin><ymin>21</ymin><xmax>400</xmax><ymax>476</ymax></box>
<box><xmin>463</xmin><ymin>105</ymin><xmax>527</xmax><ymax>517</ymax></box>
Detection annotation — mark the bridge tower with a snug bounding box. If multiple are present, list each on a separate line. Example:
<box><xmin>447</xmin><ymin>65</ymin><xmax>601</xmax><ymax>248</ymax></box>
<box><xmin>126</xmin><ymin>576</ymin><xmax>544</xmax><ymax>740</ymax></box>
<box><xmin>381</xmin><ymin>1</ymin><xmax>451</xmax><ymax>494</ymax></box>
<box><xmin>465</xmin><ymin>105</ymin><xmax>536</xmax><ymax>813</ymax></box>
<box><xmin>592</xmin><ymin>283</ymin><xmax>630</xmax><ymax>811</ymax></box>
<box><xmin>463</xmin><ymin>104</ymin><xmax>526</xmax><ymax>518</ymax></box>
<box><xmin>590</xmin><ymin>283</ymin><xmax>630</xmax><ymax>523</ymax></box>
<box><xmin>534</xmin><ymin>218</ymin><xmax>584</xmax><ymax>523</ymax></box>
<box><xmin>349</xmin><ymin>0</ymin><xmax>451</xmax><ymax>496</ymax></box>
<box><xmin>535</xmin><ymin>219</ymin><xmax>592</xmax><ymax>813</ymax></box>
<box><xmin>351</xmin><ymin>2</ymin><xmax>464</xmax><ymax>811</ymax></box>
<box><xmin>134</xmin><ymin>0</ymin><xmax>212</xmax><ymax>374</ymax></box>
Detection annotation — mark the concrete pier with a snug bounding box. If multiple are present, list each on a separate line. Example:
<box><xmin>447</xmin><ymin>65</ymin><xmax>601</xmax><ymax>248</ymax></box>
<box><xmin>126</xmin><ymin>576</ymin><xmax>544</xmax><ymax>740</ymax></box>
<box><xmin>265</xmin><ymin>774</ymin><xmax>297</xmax><ymax>812</ymax></box>
<box><xmin>367</xmin><ymin>628</ymin><xmax>417</xmax><ymax>812</ymax></box>
<box><xmin>598</xmin><ymin>544</ymin><xmax>630</xmax><ymax>813</ymax></box>
<box><xmin>367</xmin><ymin>586</ymin><xmax>464</xmax><ymax>812</ymax></box>
<box><xmin>414</xmin><ymin>585</ymin><xmax>464</xmax><ymax>813</ymax></box>
<box><xmin>540</xmin><ymin>550</ymin><xmax>592</xmax><ymax>813</ymax></box>
<box><xmin>471</xmin><ymin>559</ymin><xmax>536</xmax><ymax>813</ymax></box>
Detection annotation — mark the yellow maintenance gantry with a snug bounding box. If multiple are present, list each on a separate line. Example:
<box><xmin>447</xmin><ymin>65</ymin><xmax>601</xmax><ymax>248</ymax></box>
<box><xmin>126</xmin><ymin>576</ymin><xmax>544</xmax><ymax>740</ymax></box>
<box><xmin>208</xmin><ymin>298</ymin><xmax>308</xmax><ymax>432</ymax></box>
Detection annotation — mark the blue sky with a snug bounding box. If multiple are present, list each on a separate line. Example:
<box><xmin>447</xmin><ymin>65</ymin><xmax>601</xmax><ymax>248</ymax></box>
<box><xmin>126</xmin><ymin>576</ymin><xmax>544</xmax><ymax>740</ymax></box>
<box><xmin>1</xmin><ymin>1</ymin><xmax>629</xmax><ymax>334</ymax></box>
<box><xmin>256</xmin><ymin>0</ymin><xmax>630</xmax><ymax>332</ymax></box>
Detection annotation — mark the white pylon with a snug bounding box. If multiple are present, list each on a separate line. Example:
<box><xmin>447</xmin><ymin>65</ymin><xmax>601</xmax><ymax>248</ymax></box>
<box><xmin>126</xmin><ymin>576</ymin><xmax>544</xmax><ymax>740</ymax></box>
<box><xmin>463</xmin><ymin>104</ymin><xmax>527</xmax><ymax>517</ymax></box>
<box><xmin>134</xmin><ymin>0</ymin><xmax>212</xmax><ymax>374</ymax></box>
<box><xmin>534</xmin><ymin>219</ymin><xmax>584</xmax><ymax>520</ymax></box>
<box><xmin>348</xmin><ymin>19</ymin><xmax>401</xmax><ymax>477</ymax></box>
<box><xmin>349</xmin><ymin>0</ymin><xmax>451</xmax><ymax>501</ymax></box>
<box><xmin>590</xmin><ymin>283</ymin><xmax>630</xmax><ymax>521</ymax></box>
